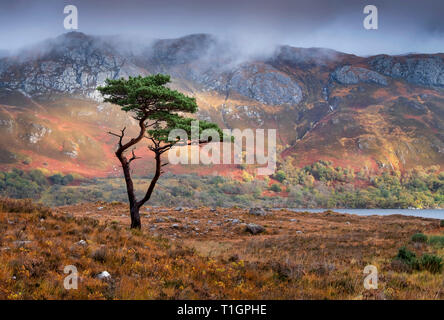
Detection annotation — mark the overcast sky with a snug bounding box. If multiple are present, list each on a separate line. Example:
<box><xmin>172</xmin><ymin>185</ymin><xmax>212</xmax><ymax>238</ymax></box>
<box><xmin>1</xmin><ymin>0</ymin><xmax>443</xmax><ymax>56</ymax></box>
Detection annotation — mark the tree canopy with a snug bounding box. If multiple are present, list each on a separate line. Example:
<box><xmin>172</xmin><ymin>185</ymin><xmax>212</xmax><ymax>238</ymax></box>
<box><xmin>98</xmin><ymin>74</ymin><xmax>224</xmax><ymax>146</ymax></box>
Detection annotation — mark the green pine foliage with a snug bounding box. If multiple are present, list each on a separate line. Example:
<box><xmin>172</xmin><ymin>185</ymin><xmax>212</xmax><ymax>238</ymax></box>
<box><xmin>97</xmin><ymin>74</ymin><xmax>226</xmax><ymax>146</ymax></box>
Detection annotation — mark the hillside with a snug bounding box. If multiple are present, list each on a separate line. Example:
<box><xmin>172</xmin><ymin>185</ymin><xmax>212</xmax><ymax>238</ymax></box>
<box><xmin>0</xmin><ymin>32</ymin><xmax>443</xmax><ymax>177</ymax></box>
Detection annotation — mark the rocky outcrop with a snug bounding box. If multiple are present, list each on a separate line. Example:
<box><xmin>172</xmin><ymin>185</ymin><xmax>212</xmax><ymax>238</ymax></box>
<box><xmin>370</xmin><ymin>55</ymin><xmax>444</xmax><ymax>87</ymax></box>
<box><xmin>176</xmin><ymin>62</ymin><xmax>304</xmax><ymax>106</ymax></box>
<box><xmin>0</xmin><ymin>118</ymin><xmax>14</xmax><ymax>133</ymax></box>
<box><xmin>392</xmin><ymin>97</ymin><xmax>428</xmax><ymax>114</ymax></box>
<box><xmin>227</xmin><ymin>64</ymin><xmax>303</xmax><ymax>105</ymax></box>
<box><xmin>24</xmin><ymin>123</ymin><xmax>51</xmax><ymax>144</ymax></box>
<box><xmin>221</xmin><ymin>105</ymin><xmax>265</xmax><ymax>125</ymax></box>
<box><xmin>62</xmin><ymin>141</ymin><xmax>79</xmax><ymax>159</ymax></box>
<box><xmin>0</xmin><ymin>32</ymin><xmax>147</xmax><ymax>99</ymax></box>
<box><xmin>0</xmin><ymin>32</ymin><xmax>306</xmax><ymax>106</ymax></box>
<box><xmin>331</xmin><ymin>66</ymin><xmax>388</xmax><ymax>86</ymax></box>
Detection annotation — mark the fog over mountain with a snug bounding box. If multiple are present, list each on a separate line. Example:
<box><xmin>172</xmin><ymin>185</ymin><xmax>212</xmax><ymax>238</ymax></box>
<box><xmin>1</xmin><ymin>0</ymin><xmax>444</xmax><ymax>56</ymax></box>
<box><xmin>0</xmin><ymin>30</ymin><xmax>443</xmax><ymax>176</ymax></box>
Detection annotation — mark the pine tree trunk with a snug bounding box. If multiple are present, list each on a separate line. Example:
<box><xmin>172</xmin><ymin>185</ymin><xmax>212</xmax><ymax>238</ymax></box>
<box><xmin>130</xmin><ymin>204</ymin><xmax>141</xmax><ymax>229</ymax></box>
<box><xmin>111</xmin><ymin>118</ymin><xmax>163</xmax><ymax>230</ymax></box>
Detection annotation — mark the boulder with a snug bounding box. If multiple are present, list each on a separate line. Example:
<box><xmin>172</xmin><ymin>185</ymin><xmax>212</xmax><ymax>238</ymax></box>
<box><xmin>96</xmin><ymin>271</ymin><xmax>111</xmax><ymax>280</ymax></box>
<box><xmin>245</xmin><ymin>223</ymin><xmax>265</xmax><ymax>235</ymax></box>
<box><xmin>77</xmin><ymin>240</ymin><xmax>87</xmax><ymax>246</ymax></box>
<box><xmin>249</xmin><ymin>208</ymin><xmax>267</xmax><ymax>216</ymax></box>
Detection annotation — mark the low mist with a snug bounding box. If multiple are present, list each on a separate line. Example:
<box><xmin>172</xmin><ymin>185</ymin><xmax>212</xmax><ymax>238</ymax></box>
<box><xmin>0</xmin><ymin>0</ymin><xmax>443</xmax><ymax>56</ymax></box>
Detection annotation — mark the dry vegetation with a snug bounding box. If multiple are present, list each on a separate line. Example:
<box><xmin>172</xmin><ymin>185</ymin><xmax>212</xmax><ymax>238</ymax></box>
<box><xmin>0</xmin><ymin>198</ymin><xmax>443</xmax><ymax>300</ymax></box>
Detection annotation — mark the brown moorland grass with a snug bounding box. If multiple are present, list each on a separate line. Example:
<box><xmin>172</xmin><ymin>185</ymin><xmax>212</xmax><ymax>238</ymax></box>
<box><xmin>0</xmin><ymin>199</ymin><xmax>443</xmax><ymax>299</ymax></box>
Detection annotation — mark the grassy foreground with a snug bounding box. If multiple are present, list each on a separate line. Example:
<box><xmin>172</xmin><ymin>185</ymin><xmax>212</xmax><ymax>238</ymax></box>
<box><xmin>0</xmin><ymin>198</ymin><xmax>443</xmax><ymax>299</ymax></box>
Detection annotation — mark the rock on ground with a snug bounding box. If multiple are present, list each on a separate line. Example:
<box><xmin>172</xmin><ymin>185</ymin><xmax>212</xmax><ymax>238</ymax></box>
<box><xmin>245</xmin><ymin>223</ymin><xmax>265</xmax><ymax>235</ymax></box>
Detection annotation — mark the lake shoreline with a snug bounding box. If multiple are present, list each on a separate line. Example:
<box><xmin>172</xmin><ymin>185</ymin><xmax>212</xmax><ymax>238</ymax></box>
<box><xmin>283</xmin><ymin>208</ymin><xmax>444</xmax><ymax>220</ymax></box>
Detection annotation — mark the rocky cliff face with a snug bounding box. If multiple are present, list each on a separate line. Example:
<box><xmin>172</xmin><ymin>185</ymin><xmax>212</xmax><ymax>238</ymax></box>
<box><xmin>0</xmin><ymin>32</ymin><xmax>147</xmax><ymax>99</ymax></box>
<box><xmin>370</xmin><ymin>55</ymin><xmax>444</xmax><ymax>87</ymax></box>
<box><xmin>0</xmin><ymin>32</ymin><xmax>443</xmax><ymax>175</ymax></box>
<box><xmin>1</xmin><ymin>32</ymin><xmax>442</xmax><ymax>104</ymax></box>
<box><xmin>331</xmin><ymin>66</ymin><xmax>388</xmax><ymax>86</ymax></box>
<box><xmin>225</xmin><ymin>63</ymin><xmax>303</xmax><ymax>105</ymax></box>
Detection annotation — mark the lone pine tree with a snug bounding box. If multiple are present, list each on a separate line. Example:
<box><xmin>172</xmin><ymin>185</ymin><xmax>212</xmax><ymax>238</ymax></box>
<box><xmin>98</xmin><ymin>74</ymin><xmax>224</xmax><ymax>229</ymax></box>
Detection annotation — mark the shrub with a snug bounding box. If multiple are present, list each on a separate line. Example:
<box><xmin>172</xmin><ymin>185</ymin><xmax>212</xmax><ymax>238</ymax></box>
<box><xmin>418</xmin><ymin>254</ymin><xmax>443</xmax><ymax>274</ymax></box>
<box><xmin>49</xmin><ymin>174</ymin><xmax>64</xmax><ymax>185</ymax></box>
<box><xmin>0</xmin><ymin>198</ymin><xmax>51</xmax><ymax>216</ymax></box>
<box><xmin>62</xmin><ymin>174</ymin><xmax>74</xmax><ymax>185</ymax></box>
<box><xmin>220</xmin><ymin>183</ymin><xmax>244</xmax><ymax>195</ymax></box>
<box><xmin>428</xmin><ymin>235</ymin><xmax>444</xmax><ymax>248</ymax></box>
<box><xmin>440</xmin><ymin>220</ymin><xmax>444</xmax><ymax>228</ymax></box>
<box><xmin>241</xmin><ymin>171</ymin><xmax>254</xmax><ymax>182</ymax></box>
<box><xmin>270</xmin><ymin>184</ymin><xmax>282</xmax><ymax>193</ymax></box>
<box><xmin>394</xmin><ymin>246</ymin><xmax>443</xmax><ymax>274</ymax></box>
<box><xmin>49</xmin><ymin>174</ymin><xmax>74</xmax><ymax>185</ymax></box>
<box><xmin>394</xmin><ymin>246</ymin><xmax>417</xmax><ymax>268</ymax></box>
<box><xmin>91</xmin><ymin>247</ymin><xmax>108</xmax><ymax>263</ymax></box>
<box><xmin>274</xmin><ymin>170</ymin><xmax>286</xmax><ymax>183</ymax></box>
<box><xmin>390</xmin><ymin>259</ymin><xmax>413</xmax><ymax>273</ymax></box>
<box><xmin>411</xmin><ymin>233</ymin><xmax>428</xmax><ymax>243</ymax></box>
<box><xmin>170</xmin><ymin>185</ymin><xmax>194</xmax><ymax>197</ymax></box>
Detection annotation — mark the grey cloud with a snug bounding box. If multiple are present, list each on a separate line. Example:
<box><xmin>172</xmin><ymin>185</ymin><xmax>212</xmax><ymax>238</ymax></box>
<box><xmin>0</xmin><ymin>0</ymin><xmax>443</xmax><ymax>55</ymax></box>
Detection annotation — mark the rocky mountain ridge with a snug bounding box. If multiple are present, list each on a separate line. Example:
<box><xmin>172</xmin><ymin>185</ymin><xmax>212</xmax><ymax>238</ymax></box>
<box><xmin>0</xmin><ymin>32</ymin><xmax>443</xmax><ymax>176</ymax></box>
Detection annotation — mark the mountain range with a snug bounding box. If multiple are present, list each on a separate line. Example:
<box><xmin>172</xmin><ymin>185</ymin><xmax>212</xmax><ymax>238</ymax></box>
<box><xmin>0</xmin><ymin>31</ymin><xmax>443</xmax><ymax>177</ymax></box>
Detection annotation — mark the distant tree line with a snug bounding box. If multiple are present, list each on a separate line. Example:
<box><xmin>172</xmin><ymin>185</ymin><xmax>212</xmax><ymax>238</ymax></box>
<box><xmin>0</xmin><ymin>169</ymin><xmax>74</xmax><ymax>199</ymax></box>
<box><xmin>0</xmin><ymin>161</ymin><xmax>442</xmax><ymax>209</ymax></box>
